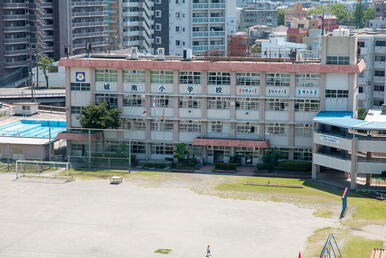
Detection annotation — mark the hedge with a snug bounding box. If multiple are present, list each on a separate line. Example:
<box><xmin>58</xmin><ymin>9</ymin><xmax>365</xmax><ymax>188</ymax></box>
<box><xmin>276</xmin><ymin>160</ymin><xmax>312</xmax><ymax>172</ymax></box>
<box><xmin>144</xmin><ymin>163</ymin><xmax>167</xmax><ymax>169</ymax></box>
<box><xmin>214</xmin><ymin>162</ymin><xmax>236</xmax><ymax>171</ymax></box>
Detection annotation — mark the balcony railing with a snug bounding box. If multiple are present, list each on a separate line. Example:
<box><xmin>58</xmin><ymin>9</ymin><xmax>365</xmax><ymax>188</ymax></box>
<box><xmin>210</xmin><ymin>3</ymin><xmax>225</xmax><ymax>8</ymax></box>
<box><xmin>209</xmin><ymin>17</ymin><xmax>225</xmax><ymax>23</ymax></box>
<box><xmin>192</xmin><ymin>18</ymin><xmax>208</xmax><ymax>23</ymax></box>
<box><xmin>193</xmin><ymin>3</ymin><xmax>209</xmax><ymax>8</ymax></box>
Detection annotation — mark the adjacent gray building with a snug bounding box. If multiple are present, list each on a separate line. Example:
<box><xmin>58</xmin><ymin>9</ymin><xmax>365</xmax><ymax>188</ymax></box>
<box><xmin>239</xmin><ymin>2</ymin><xmax>281</xmax><ymax>31</ymax></box>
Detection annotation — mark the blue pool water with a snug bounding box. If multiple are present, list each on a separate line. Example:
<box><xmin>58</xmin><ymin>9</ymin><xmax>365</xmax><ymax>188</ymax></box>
<box><xmin>0</xmin><ymin>120</ymin><xmax>66</xmax><ymax>138</ymax></box>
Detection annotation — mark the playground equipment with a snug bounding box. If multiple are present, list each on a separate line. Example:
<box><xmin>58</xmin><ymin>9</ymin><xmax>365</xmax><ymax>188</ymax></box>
<box><xmin>339</xmin><ymin>187</ymin><xmax>348</xmax><ymax>219</ymax></box>
<box><xmin>320</xmin><ymin>233</ymin><xmax>342</xmax><ymax>258</ymax></box>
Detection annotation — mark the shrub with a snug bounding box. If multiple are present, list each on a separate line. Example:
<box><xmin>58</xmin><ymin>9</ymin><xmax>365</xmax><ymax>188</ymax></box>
<box><xmin>144</xmin><ymin>163</ymin><xmax>166</xmax><ymax>169</ymax></box>
<box><xmin>381</xmin><ymin>170</ymin><xmax>386</xmax><ymax>178</ymax></box>
<box><xmin>175</xmin><ymin>159</ymin><xmax>198</xmax><ymax>168</ymax></box>
<box><xmin>214</xmin><ymin>162</ymin><xmax>236</xmax><ymax>171</ymax></box>
<box><xmin>276</xmin><ymin>160</ymin><xmax>312</xmax><ymax>172</ymax></box>
<box><xmin>256</xmin><ymin>162</ymin><xmax>273</xmax><ymax>171</ymax></box>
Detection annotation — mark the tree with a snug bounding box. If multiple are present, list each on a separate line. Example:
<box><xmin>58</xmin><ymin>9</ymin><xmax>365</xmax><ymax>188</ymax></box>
<box><xmin>353</xmin><ymin>0</ymin><xmax>365</xmax><ymax>28</ymax></box>
<box><xmin>308</xmin><ymin>5</ymin><xmax>329</xmax><ymax>15</ymax></box>
<box><xmin>357</xmin><ymin>107</ymin><xmax>368</xmax><ymax>120</ymax></box>
<box><xmin>37</xmin><ymin>55</ymin><xmax>54</xmax><ymax>88</ymax></box>
<box><xmin>329</xmin><ymin>3</ymin><xmax>350</xmax><ymax>24</ymax></box>
<box><xmin>277</xmin><ymin>9</ymin><xmax>285</xmax><ymax>26</ymax></box>
<box><xmin>261</xmin><ymin>148</ymin><xmax>282</xmax><ymax>170</ymax></box>
<box><xmin>173</xmin><ymin>143</ymin><xmax>190</xmax><ymax>162</ymax></box>
<box><xmin>364</xmin><ymin>6</ymin><xmax>375</xmax><ymax>22</ymax></box>
<box><xmin>77</xmin><ymin>102</ymin><xmax>121</xmax><ymax>129</ymax></box>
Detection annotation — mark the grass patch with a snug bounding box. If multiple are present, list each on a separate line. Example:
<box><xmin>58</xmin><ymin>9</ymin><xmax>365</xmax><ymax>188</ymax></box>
<box><xmin>313</xmin><ymin>209</ymin><xmax>333</xmax><ymax>218</ymax></box>
<box><xmin>154</xmin><ymin>249</ymin><xmax>172</xmax><ymax>254</ymax></box>
<box><xmin>59</xmin><ymin>169</ymin><xmax>130</xmax><ymax>180</ymax></box>
<box><xmin>341</xmin><ymin>236</ymin><xmax>383</xmax><ymax>258</ymax></box>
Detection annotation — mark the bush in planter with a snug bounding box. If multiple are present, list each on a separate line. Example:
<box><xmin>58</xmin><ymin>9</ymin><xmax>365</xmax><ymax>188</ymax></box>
<box><xmin>215</xmin><ymin>162</ymin><xmax>236</xmax><ymax>170</ymax></box>
<box><xmin>144</xmin><ymin>163</ymin><xmax>166</xmax><ymax>169</ymax></box>
<box><xmin>256</xmin><ymin>162</ymin><xmax>273</xmax><ymax>171</ymax></box>
<box><xmin>176</xmin><ymin>159</ymin><xmax>198</xmax><ymax>168</ymax></box>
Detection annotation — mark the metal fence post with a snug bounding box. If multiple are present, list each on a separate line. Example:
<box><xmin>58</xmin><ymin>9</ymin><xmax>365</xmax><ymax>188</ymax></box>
<box><xmin>88</xmin><ymin>128</ymin><xmax>91</xmax><ymax>169</ymax></box>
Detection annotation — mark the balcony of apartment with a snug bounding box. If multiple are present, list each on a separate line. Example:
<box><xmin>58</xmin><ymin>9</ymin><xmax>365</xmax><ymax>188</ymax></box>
<box><xmin>3</xmin><ymin>3</ymin><xmax>26</xmax><ymax>9</ymax></box>
<box><xmin>73</xmin><ymin>31</ymin><xmax>108</xmax><ymax>39</ymax></box>
<box><xmin>373</xmin><ymin>90</ymin><xmax>385</xmax><ymax>99</ymax></box>
<box><xmin>209</xmin><ymin>31</ymin><xmax>225</xmax><ymax>37</ymax></box>
<box><xmin>3</xmin><ymin>26</ymin><xmax>28</xmax><ymax>32</ymax></box>
<box><xmin>373</xmin><ymin>76</ymin><xmax>385</xmax><ymax>84</ymax></box>
<box><xmin>72</xmin><ymin>11</ymin><xmax>108</xmax><ymax>18</ymax></box>
<box><xmin>358</xmin><ymin>77</ymin><xmax>368</xmax><ymax>85</ymax></box>
<box><xmin>192</xmin><ymin>31</ymin><xmax>209</xmax><ymax>38</ymax></box>
<box><xmin>72</xmin><ymin>21</ymin><xmax>106</xmax><ymax>28</ymax></box>
<box><xmin>209</xmin><ymin>17</ymin><xmax>225</xmax><ymax>23</ymax></box>
<box><xmin>192</xmin><ymin>45</ymin><xmax>208</xmax><ymax>52</ymax></box>
<box><xmin>209</xmin><ymin>45</ymin><xmax>225</xmax><ymax>50</ymax></box>
<box><xmin>4</xmin><ymin>60</ymin><xmax>28</xmax><ymax>69</ymax></box>
<box><xmin>193</xmin><ymin>17</ymin><xmax>209</xmax><ymax>24</ymax></box>
<box><xmin>374</xmin><ymin>61</ymin><xmax>386</xmax><ymax>69</ymax></box>
<box><xmin>72</xmin><ymin>0</ymin><xmax>107</xmax><ymax>7</ymax></box>
<box><xmin>3</xmin><ymin>49</ymin><xmax>28</xmax><ymax>56</ymax></box>
<box><xmin>210</xmin><ymin>3</ymin><xmax>225</xmax><ymax>9</ymax></box>
<box><xmin>3</xmin><ymin>38</ymin><xmax>27</xmax><ymax>44</ymax></box>
<box><xmin>359</xmin><ymin>47</ymin><xmax>368</xmax><ymax>55</ymax></box>
<box><xmin>374</xmin><ymin>46</ymin><xmax>386</xmax><ymax>54</ymax></box>
<box><xmin>72</xmin><ymin>41</ymin><xmax>107</xmax><ymax>49</ymax></box>
<box><xmin>121</xmin><ymin>1</ymin><xmax>142</xmax><ymax>7</ymax></box>
<box><xmin>2</xmin><ymin>15</ymin><xmax>26</xmax><ymax>21</ymax></box>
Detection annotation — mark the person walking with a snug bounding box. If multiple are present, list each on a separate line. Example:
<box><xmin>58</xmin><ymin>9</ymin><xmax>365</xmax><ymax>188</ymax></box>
<box><xmin>206</xmin><ymin>244</ymin><xmax>211</xmax><ymax>257</ymax></box>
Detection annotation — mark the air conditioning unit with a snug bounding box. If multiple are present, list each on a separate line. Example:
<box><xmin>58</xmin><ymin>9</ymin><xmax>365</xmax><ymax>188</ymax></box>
<box><xmin>183</xmin><ymin>48</ymin><xmax>192</xmax><ymax>61</ymax></box>
<box><xmin>156</xmin><ymin>48</ymin><xmax>165</xmax><ymax>60</ymax></box>
<box><xmin>130</xmin><ymin>47</ymin><xmax>138</xmax><ymax>60</ymax></box>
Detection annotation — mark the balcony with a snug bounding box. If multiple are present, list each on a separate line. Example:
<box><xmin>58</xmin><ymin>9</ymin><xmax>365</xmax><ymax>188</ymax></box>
<box><xmin>72</xmin><ymin>11</ymin><xmax>108</xmax><ymax>18</ymax></box>
<box><xmin>210</xmin><ymin>3</ymin><xmax>225</xmax><ymax>9</ymax></box>
<box><xmin>209</xmin><ymin>31</ymin><xmax>225</xmax><ymax>37</ymax></box>
<box><xmin>359</xmin><ymin>47</ymin><xmax>368</xmax><ymax>55</ymax></box>
<box><xmin>3</xmin><ymin>49</ymin><xmax>28</xmax><ymax>56</ymax></box>
<box><xmin>374</xmin><ymin>46</ymin><xmax>386</xmax><ymax>54</ymax></box>
<box><xmin>192</xmin><ymin>31</ymin><xmax>209</xmax><ymax>37</ymax></box>
<box><xmin>72</xmin><ymin>0</ymin><xmax>108</xmax><ymax>7</ymax></box>
<box><xmin>192</xmin><ymin>45</ymin><xmax>208</xmax><ymax>51</ymax></box>
<box><xmin>3</xmin><ymin>38</ymin><xmax>27</xmax><ymax>44</ymax></box>
<box><xmin>193</xmin><ymin>3</ymin><xmax>209</xmax><ymax>8</ymax></box>
<box><xmin>3</xmin><ymin>3</ymin><xmax>26</xmax><ymax>9</ymax></box>
<box><xmin>192</xmin><ymin>18</ymin><xmax>208</xmax><ymax>23</ymax></box>
<box><xmin>209</xmin><ymin>45</ymin><xmax>225</xmax><ymax>50</ymax></box>
<box><xmin>358</xmin><ymin>77</ymin><xmax>368</xmax><ymax>85</ymax></box>
<box><xmin>374</xmin><ymin>76</ymin><xmax>385</xmax><ymax>84</ymax></box>
<box><xmin>374</xmin><ymin>61</ymin><xmax>385</xmax><ymax>69</ymax></box>
<box><xmin>72</xmin><ymin>21</ymin><xmax>106</xmax><ymax>28</ymax></box>
<box><xmin>209</xmin><ymin>17</ymin><xmax>225</xmax><ymax>23</ymax></box>
<box><xmin>3</xmin><ymin>15</ymin><xmax>26</xmax><ymax>21</ymax></box>
<box><xmin>313</xmin><ymin>131</ymin><xmax>353</xmax><ymax>151</ymax></box>
<box><xmin>4</xmin><ymin>61</ymin><xmax>28</xmax><ymax>69</ymax></box>
<box><xmin>3</xmin><ymin>26</ymin><xmax>28</xmax><ymax>32</ymax></box>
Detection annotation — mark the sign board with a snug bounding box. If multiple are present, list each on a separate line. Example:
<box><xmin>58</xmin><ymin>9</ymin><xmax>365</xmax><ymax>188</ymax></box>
<box><xmin>296</xmin><ymin>87</ymin><xmax>319</xmax><ymax>97</ymax></box>
<box><xmin>266</xmin><ymin>87</ymin><xmax>288</xmax><ymax>96</ymax></box>
<box><xmin>320</xmin><ymin>134</ymin><xmax>340</xmax><ymax>144</ymax></box>
<box><xmin>238</xmin><ymin>87</ymin><xmax>258</xmax><ymax>94</ymax></box>
<box><xmin>75</xmin><ymin>72</ymin><xmax>86</xmax><ymax>82</ymax></box>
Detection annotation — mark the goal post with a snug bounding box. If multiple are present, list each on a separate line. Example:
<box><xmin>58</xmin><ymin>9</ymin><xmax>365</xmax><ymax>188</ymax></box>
<box><xmin>15</xmin><ymin>160</ymin><xmax>71</xmax><ymax>180</ymax></box>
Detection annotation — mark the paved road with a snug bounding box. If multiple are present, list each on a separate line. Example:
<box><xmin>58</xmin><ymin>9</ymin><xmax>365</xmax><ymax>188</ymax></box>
<box><xmin>0</xmin><ymin>174</ymin><xmax>335</xmax><ymax>258</ymax></box>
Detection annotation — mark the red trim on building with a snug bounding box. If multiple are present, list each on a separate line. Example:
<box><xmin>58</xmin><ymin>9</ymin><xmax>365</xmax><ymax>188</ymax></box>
<box><xmin>192</xmin><ymin>138</ymin><xmax>270</xmax><ymax>148</ymax></box>
<box><xmin>56</xmin><ymin>132</ymin><xmax>99</xmax><ymax>141</ymax></box>
<box><xmin>59</xmin><ymin>58</ymin><xmax>365</xmax><ymax>74</ymax></box>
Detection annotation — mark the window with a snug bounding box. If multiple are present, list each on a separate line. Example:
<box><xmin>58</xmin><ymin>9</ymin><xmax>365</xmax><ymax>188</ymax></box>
<box><xmin>152</xmin><ymin>95</ymin><xmax>172</xmax><ymax>108</ymax></box>
<box><xmin>122</xmin><ymin>119</ymin><xmax>146</xmax><ymax>130</ymax></box>
<box><xmin>123</xmin><ymin>70</ymin><xmax>145</xmax><ymax>83</ymax></box>
<box><xmin>179</xmin><ymin>71</ymin><xmax>201</xmax><ymax>84</ymax></box>
<box><xmin>294</xmin><ymin>148</ymin><xmax>312</xmax><ymax>161</ymax></box>
<box><xmin>155</xmin><ymin>0</ymin><xmax>161</xmax><ymax>4</ymax></box>
<box><xmin>150</xmin><ymin>143</ymin><xmax>174</xmax><ymax>154</ymax></box>
<box><xmin>176</xmin><ymin>40</ymin><xmax>180</xmax><ymax>46</ymax></box>
<box><xmin>265</xmin><ymin>73</ymin><xmax>290</xmax><ymax>87</ymax></box>
<box><xmin>236</xmin><ymin>122</ymin><xmax>258</xmax><ymax>134</ymax></box>
<box><xmin>326</xmin><ymin>56</ymin><xmax>349</xmax><ymax>65</ymax></box>
<box><xmin>123</xmin><ymin>95</ymin><xmax>145</xmax><ymax>106</ymax></box>
<box><xmin>176</xmin><ymin>26</ymin><xmax>180</xmax><ymax>32</ymax></box>
<box><xmin>374</xmin><ymin>70</ymin><xmax>385</xmax><ymax>77</ymax></box>
<box><xmin>71</xmin><ymin>82</ymin><xmax>90</xmax><ymax>91</ymax></box>
<box><xmin>150</xmin><ymin>71</ymin><xmax>174</xmax><ymax>83</ymax></box>
<box><xmin>131</xmin><ymin>141</ymin><xmax>146</xmax><ymax>153</ymax></box>
<box><xmin>374</xmin><ymin>99</ymin><xmax>384</xmax><ymax>107</ymax></box>
<box><xmin>294</xmin><ymin>99</ymin><xmax>320</xmax><ymax>112</ymax></box>
<box><xmin>179</xmin><ymin>96</ymin><xmax>201</xmax><ymax>108</ymax></box>
<box><xmin>295</xmin><ymin>124</ymin><xmax>312</xmax><ymax>136</ymax></box>
<box><xmin>95</xmin><ymin>94</ymin><xmax>118</xmax><ymax>108</ymax></box>
<box><xmin>265</xmin><ymin>99</ymin><xmax>289</xmax><ymax>111</ymax></box>
<box><xmin>207</xmin><ymin>72</ymin><xmax>231</xmax><ymax>85</ymax></box>
<box><xmin>95</xmin><ymin>69</ymin><xmax>118</xmax><ymax>82</ymax></box>
<box><xmin>155</xmin><ymin>10</ymin><xmax>161</xmax><ymax>17</ymax></box>
<box><xmin>265</xmin><ymin>123</ymin><xmax>288</xmax><ymax>136</ymax></box>
<box><xmin>175</xmin><ymin>12</ymin><xmax>180</xmax><ymax>18</ymax></box>
<box><xmin>375</xmin><ymin>41</ymin><xmax>386</xmax><ymax>46</ymax></box>
<box><xmin>179</xmin><ymin>120</ymin><xmax>201</xmax><ymax>132</ymax></box>
<box><xmin>375</xmin><ymin>56</ymin><xmax>385</xmax><ymax>62</ymax></box>
<box><xmin>235</xmin><ymin>98</ymin><xmax>258</xmax><ymax>110</ymax></box>
<box><xmin>359</xmin><ymin>86</ymin><xmax>363</xmax><ymax>93</ymax></box>
<box><xmin>236</xmin><ymin>73</ymin><xmax>260</xmax><ymax>86</ymax></box>
<box><xmin>207</xmin><ymin>97</ymin><xmax>231</xmax><ymax>109</ymax></box>
<box><xmin>151</xmin><ymin>120</ymin><xmax>174</xmax><ymax>131</ymax></box>
<box><xmin>374</xmin><ymin>85</ymin><xmax>385</xmax><ymax>92</ymax></box>
<box><xmin>210</xmin><ymin>121</ymin><xmax>223</xmax><ymax>133</ymax></box>
<box><xmin>295</xmin><ymin>73</ymin><xmax>320</xmax><ymax>87</ymax></box>
<box><xmin>155</xmin><ymin>37</ymin><xmax>161</xmax><ymax>44</ymax></box>
<box><xmin>155</xmin><ymin>23</ymin><xmax>161</xmax><ymax>31</ymax></box>
<box><xmin>22</xmin><ymin>105</ymin><xmax>30</xmax><ymax>111</ymax></box>
<box><xmin>325</xmin><ymin>90</ymin><xmax>348</xmax><ymax>98</ymax></box>
<box><xmin>71</xmin><ymin>106</ymin><xmax>82</xmax><ymax>114</ymax></box>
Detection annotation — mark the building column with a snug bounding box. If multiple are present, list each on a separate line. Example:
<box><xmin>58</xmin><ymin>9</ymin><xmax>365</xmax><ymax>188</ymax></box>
<box><xmin>312</xmin><ymin>142</ymin><xmax>319</xmax><ymax>180</ymax></box>
<box><xmin>350</xmin><ymin>137</ymin><xmax>358</xmax><ymax>190</ymax></box>
<box><xmin>65</xmin><ymin>67</ymin><xmax>71</xmax><ymax>128</ymax></box>
<box><xmin>117</xmin><ymin>69</ymin><xmax>123</xmax><ymax>109</ymax></box>
<box><xmin>259</xmin><ymin>72</ymin><xmax>266</xmax><ymax>139</ymax></box>
<box><xmin>348</xmin><ymin>73</ymin><xmax>355</xmax><ymax>112</ymax></box>
<box><xmin>366</xmin><ymin>174</ymin><xmax>372</xmax><ymax>186</ymax></box>
<box><xmin>90</xmin><ymin>67</ymin><xmax>96</xmax><ymax>102</ymax></box>
<box><xmin>320</xmin><ymin>73</ymin><xmax>326</xmax><ymax>111</ymax></box>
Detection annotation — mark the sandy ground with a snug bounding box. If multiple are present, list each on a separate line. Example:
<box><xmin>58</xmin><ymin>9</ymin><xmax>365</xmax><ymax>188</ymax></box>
<box><xmin>0</xmin><ymin>173</ymin><xmax>337</xmax><ymax>258</ymax></box>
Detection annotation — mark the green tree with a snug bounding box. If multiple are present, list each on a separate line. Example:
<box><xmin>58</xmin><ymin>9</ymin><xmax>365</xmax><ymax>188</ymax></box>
<box><xmin>77</xmin><ymin>102</ymin><xmax>121</xmax><ymax>129</ymax></box>
<box><xmin>262</xmin><ymin>148</ymin><xmax>282</xmax><ymax>170</ymax></box>
<box><xmin>37</xmin><ymin>55</ymin><xmax>55</xmax><ymax>88</ymax></box>
<box><xmin>329</xmin><ymin>3</ymin><xmax>350</xmax><ymax>24</ymax></box>
<box><xmin>308</xmin><ymin>5</ymin><xmax>329</xmax><ymax>15</ymax></box>
<box><xmin>364</xmin><ymin>6</ymin><xmax>375</xmax><ymax>22</ymax></box>
<box><xmin>353</xmin><ymin>0</ymin><xmax>366</xmax><ymax>28</ymax></box>
<box><xmin>173</xmin><ymin>143</ymin><xmax>190</xmax><ymax>162</ymax></box>
<box><xmin>357</xmin><ymin>107</ymin><xmax>368</xmax><ymax>120</ymax></box>
<box><xmin>277</xmin><ymin>9</ymin><xmax>285</xmax><ymax>25</ymax></box>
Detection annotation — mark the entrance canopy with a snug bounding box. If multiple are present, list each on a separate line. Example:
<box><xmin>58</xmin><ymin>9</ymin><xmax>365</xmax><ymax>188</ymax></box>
<box><xmin>192</xmin><ymin>138</ymin><xmax>269</xmax><ymax>148</ymax></box>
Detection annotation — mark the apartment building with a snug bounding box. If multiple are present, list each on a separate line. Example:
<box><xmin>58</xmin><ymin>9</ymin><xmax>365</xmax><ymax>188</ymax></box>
<box><xmin>239</xmin><ymin>2</ymin><xmax>279</xmax><ymax>31</ymax></box>
<box><xmin>0</xmin><ymin>0</ymin><xmax>110</xmax><ymax>87</ymax></box>
<box><xmin>312</xmin><ymin>108</ymin><xmax>386</xmax><ymax>190</ymax></box>
<box><xmin>357</xmin><ymin>31</ymin><xmax>386</xmax><ymax>109</ymax></box>
<box><xmin>284</xmin><ymin>3</ymin><xmax>307</xmax><ymax>27</ymax></box>
<box><xmin>59</xmin><ymin>32</ymin><xmax>364</xmax><ymax>166</ymax></box>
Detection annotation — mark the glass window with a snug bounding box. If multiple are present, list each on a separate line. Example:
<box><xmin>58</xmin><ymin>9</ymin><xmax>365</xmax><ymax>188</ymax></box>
<box><xmin>235</xmin><ymin>98</ymin><xmax>259</xmax><ymax>110</ymax></box>
<box><xmin>71</xmin><ymin>106</ymin><xmax>82</xmax><ymax>114</ymax></box>
<box><xmin>325</xmin><ymin>90</ymin><xmax>348</xmax><ymax>98</ymax></box>
<box><xmin>179</xmin><ymin>96</ymin><xmax>201</xmax><ymax>108</ymax></box>
<box><xmin>295</xmin><ymin>73</ymin><xmax>320</xmax><ymax>87</ymax></box>
<box><xmin>151</xmin><ymin>120</ymin><xmax>174</xmax><ymax>131</ymax></box>
<box><xmin>150</xmin><ymin>143</ymin><xmax>174</xmax><ymax>154</ymax></box>
<box><xmin>207</xmin><ymin>97</ymin><xmax>231</xmax><ymax>109</ymax></box>
<box><xmin>152</xmin><ymin>95</ymin><xmax>172</xmax><ymax>108</ymax></box>
<box><xmin>70</xmin><ymin>82</ymin><xmax>90</xmax><ymax>91</ymax></box>
<box><xmin>295</xmin><ymin>124</ymin><xmax>313</xmax><ymax>136</ymax></box>
<box><xmin>150</xmin><ymin>71</ymin><xmax>174</xmax><ymax>83</ymax></box>
<box><xmin>236</xmin><ymin>122</ymin><xmax>259</xmax><ymax>134</ymax></box>
<box><xmin>179</xmin><ymin>120</ymin><xmax>201</xmax><ymax>132</ymax></box>
<box><xmin>207</xmin><ymin>72</ymin><xmax>231</xmax><ymax>85</ymax></box>
<box><xmin>179</xmin><ymin>71</ymin><xmax>201</xmax><ymax>84</ymax></box>
<box><xmin>123</xmin><ymin>95</ymin><xmax>145</xmax><ymax>106</ymax></box>
<box><xmin>131</xmin><ymin>141</ymin><xmax>146</xmax><ymax>154</ymax></box>
<box><xmin>294</xmin><ymin>99</ymin><xmax>320</xmax><ymax>112</ymax></box>
<box><xmin>123</xmin><ymin>70</ymin><xmax>145</xmax><ymax>83</ymax></box>
<box><xmin>95</xmin><ymin>94</ymin><xmax>118</xmax><ymax>108</ymax></box>
<box><xmin>95</xmin><ymin>69</ymin><xmax>118</xmax><ymax>82</ymax></box>
<box><xmin>236</xmin><ymin>73</ymin><xmax>260</xmax><ymax>86</ymax></box>
<box><xmin>122</xmin><ymin>119</ymin><xmax>146</xmax><ymax>130</ymax></box>
<box><xmin>294</xmin><ymin>148</ymin><xmax>312</xmax><ymax>161</ymax></box>
<box><xmin>265</xmin><ymin>123</ymin><xmax>288</xmax><ymax>136</ymax></box>
<box><xmin>209</xmin><ymin>121</ymin><xmax>223</xmax><ymax>133</ymax></box>
<box><xmin>326</xmin><ymin>56</ymin><xmax>349</xmax><ymax>65</ymax></box>
<box><xmin>265</xmin><ymin>99</ymin><xmax>289</xmax><ymax>111</ymax></box>
<box><xmin>265</xmin><ymin>73</ymin><xmax>290</xmax><ymax>87</ymax></box>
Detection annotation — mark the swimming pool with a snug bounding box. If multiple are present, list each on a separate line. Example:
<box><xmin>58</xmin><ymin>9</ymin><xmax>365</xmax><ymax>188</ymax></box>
<box><xmin>0</xmin><ymin>120</ymin><xmax>66</xmax><ymax>138</ymax></box>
